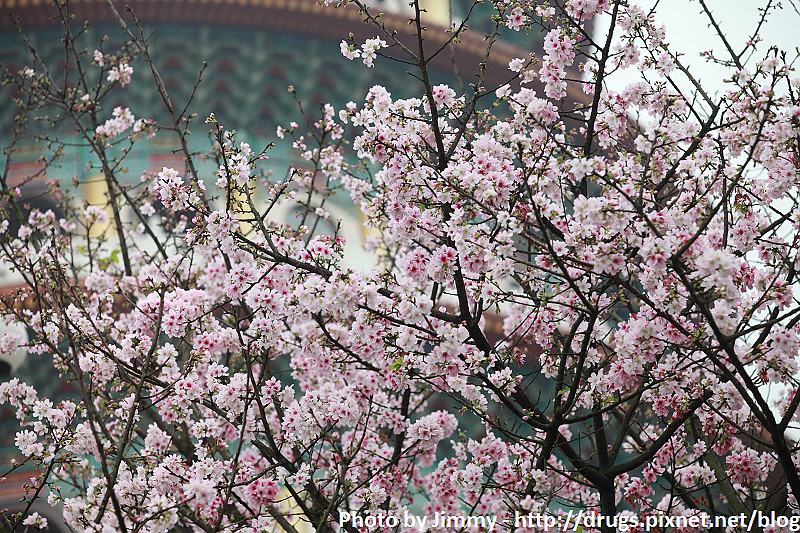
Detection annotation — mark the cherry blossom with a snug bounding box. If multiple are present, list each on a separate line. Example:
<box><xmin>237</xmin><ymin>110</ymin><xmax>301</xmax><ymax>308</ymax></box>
<box><xmin>1</xmin><ymin>0</ymin><xmax>799</xmax><ymax>530</ymax></box>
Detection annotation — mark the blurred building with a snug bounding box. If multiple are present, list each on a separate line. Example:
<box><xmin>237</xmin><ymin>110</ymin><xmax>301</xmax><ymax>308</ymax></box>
<box><xmin>0</xmin><ymin>0</ymin><xmax>550</xmax><ymax>274</ymax></box>
<box><xmin>0</xmin><ymin>0</ymin><xmax>582</xmax><ymax>519</ymax></box>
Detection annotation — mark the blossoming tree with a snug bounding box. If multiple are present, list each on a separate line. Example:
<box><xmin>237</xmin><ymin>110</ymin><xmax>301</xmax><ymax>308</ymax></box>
<box><xmin>1</xmin><ymin>0</ymin><xmax>799</xmax><ymax>531</ymax></box>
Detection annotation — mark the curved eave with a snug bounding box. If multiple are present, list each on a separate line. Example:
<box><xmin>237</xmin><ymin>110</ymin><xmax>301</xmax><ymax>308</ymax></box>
<box><xmin>2</xmin><ymin>0</ymin><xmax>590</xmax><ymax>98</ymax></box>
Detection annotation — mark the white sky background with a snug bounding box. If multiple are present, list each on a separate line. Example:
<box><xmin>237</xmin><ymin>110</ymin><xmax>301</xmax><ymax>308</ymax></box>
<box><xmin>595</xmin><ymin>0</ymin><xmax>799</xmax><ymax>95</ymax></box>
<box><xmin>595</xmin><ymin>0</ymin><xmax>800</xmax><ymax>436</ymax></box>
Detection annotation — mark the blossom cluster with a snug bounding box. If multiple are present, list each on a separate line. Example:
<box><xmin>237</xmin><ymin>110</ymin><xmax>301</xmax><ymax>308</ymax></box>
<box><xmin>1</xmin><ymin>0</ymin><xmax>800</xmax><ymax>530</ymax></box>
<box><xmin>94</xmin><ymin>106</ymin><xmax>135</xmax><ymax>139</ymax></box>
<box><xmin>340</xmin><ymin>37</ymin><xmax>387</xmax><ymax>67</ymax></box>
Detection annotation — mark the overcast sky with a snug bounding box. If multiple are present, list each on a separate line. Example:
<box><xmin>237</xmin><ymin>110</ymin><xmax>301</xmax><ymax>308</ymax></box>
<box><xmin>595</xmin><ymin>0</ymin><xmax>799</xmax><ymax>432</ymax></box>
<box><xmin>597</xmin><ymin>0</ymin><xmax>798</xmax><ymax>96</ymax></box>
